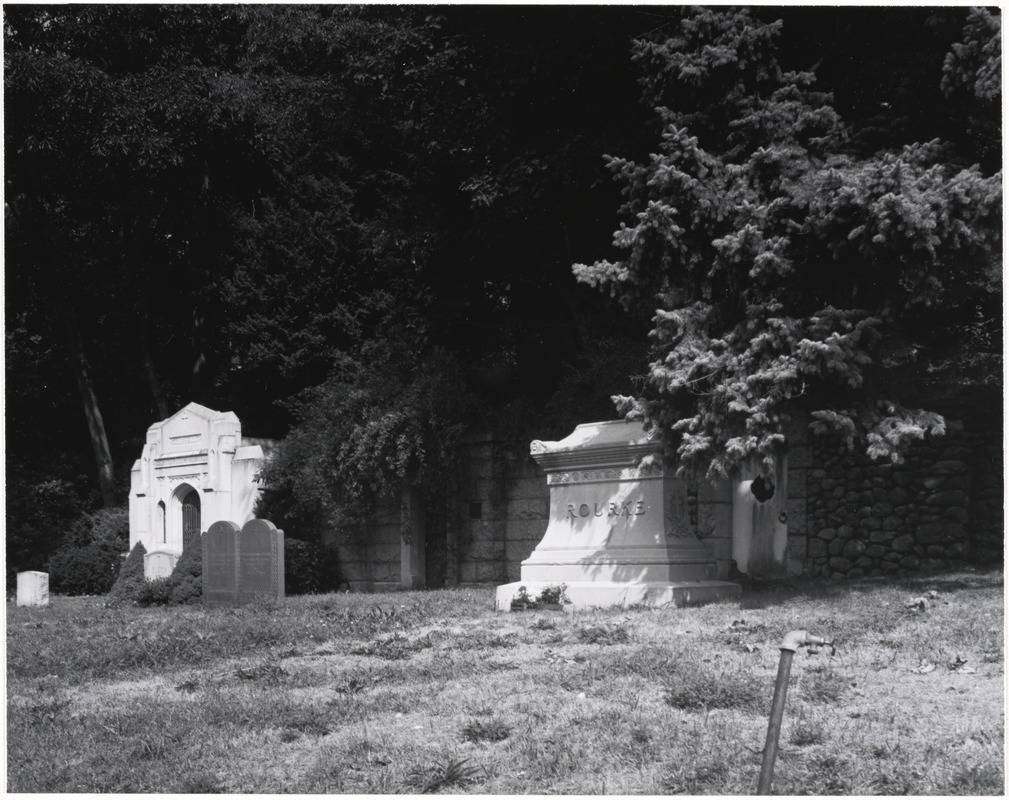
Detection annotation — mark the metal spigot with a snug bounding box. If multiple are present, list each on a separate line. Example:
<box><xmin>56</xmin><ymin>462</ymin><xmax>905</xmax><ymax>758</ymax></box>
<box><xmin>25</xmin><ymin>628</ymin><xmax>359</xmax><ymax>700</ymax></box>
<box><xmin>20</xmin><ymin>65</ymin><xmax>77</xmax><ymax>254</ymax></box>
<box><xmin>779</xmin><ymin>630</ymin><xmax>835</xmax><ymax>656</ymax></box>
<box><xmin>757</xmin><ymin>630</ymin><xmax>835</xmax><ymax>794</ymax></box>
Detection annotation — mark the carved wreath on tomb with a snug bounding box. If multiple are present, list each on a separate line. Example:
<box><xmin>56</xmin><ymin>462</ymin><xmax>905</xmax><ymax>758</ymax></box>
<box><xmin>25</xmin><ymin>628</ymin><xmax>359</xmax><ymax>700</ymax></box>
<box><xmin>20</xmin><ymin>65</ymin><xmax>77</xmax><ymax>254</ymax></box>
<box><xmin>664</xmin><ymin>492</ymin><xmax>694</xmax><ymax>538</ymax></box>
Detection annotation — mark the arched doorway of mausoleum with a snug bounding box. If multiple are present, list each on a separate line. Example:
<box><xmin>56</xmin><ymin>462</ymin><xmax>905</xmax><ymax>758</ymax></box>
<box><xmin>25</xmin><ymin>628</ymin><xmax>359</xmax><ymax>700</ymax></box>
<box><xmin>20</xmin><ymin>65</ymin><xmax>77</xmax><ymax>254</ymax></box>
<box><xmin>170</xmin><ymin>484</ymin><xmax>202</xmax><ymax>552</ymax></box>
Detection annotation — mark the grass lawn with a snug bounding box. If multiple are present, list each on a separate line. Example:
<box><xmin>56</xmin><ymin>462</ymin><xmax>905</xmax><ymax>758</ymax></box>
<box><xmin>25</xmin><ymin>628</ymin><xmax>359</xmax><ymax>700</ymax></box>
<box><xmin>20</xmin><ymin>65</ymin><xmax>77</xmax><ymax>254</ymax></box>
<box><xmin>7</xmin><ymin>567</ymin><xmax>1004</xmax><ymax>794</ymax></box>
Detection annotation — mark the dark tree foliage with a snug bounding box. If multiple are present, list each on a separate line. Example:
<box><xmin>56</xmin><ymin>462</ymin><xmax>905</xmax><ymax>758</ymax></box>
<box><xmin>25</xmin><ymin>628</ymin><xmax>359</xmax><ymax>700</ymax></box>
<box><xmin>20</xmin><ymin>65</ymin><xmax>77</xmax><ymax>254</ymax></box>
<box><xmin>5</xmin><ymin>6</ymin><xmax>267</xmax><ymax>507</ymax></box>
<box><xmin>5</xmin><ymin>6</ymin><xmax>1000</xmax><ymax>558</ymax></box>
<box><xmin>230</xmin><ymin>7</ymin><xmax>659</xmax><ymax>533</ymax></box>
<box><xmin>575</xmin><ymin>8</ymin><xmax>1001</xmax><ymax>479</ymax></box>
<box><xmin>46</xmin><ymin>507</ymin><xmax>129</xmax><ymax>595</ymax></box>
<box><xmin>283</xmin><ymin>538</ymin><xmax>344</xmax><ymax>595</ymax></box>
<box><xmin>258</xmin><ymin>339</ymin><xmax>475</xmax><ymax>538</ymax></box>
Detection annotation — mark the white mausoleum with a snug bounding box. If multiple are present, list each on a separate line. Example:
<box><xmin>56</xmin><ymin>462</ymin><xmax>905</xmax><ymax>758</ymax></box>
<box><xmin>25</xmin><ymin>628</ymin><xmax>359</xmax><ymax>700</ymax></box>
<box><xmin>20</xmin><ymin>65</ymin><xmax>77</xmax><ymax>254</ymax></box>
<box><xmin>129</xmin><ymin>402</ymin><xmax>274</xmax><ymax>578</ymax></box>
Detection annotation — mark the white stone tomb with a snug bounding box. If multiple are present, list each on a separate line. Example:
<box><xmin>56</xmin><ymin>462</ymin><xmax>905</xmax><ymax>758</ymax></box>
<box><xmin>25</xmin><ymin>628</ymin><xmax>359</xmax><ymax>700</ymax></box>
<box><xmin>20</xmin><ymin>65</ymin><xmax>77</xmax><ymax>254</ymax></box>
<box><xmin>496</xmin><ymin>420</ymin><xmax>741</xmax><ymax>610</ymax></box>
<box><xmin>129</xmin><ymin>403</ymin><xmax>275</xmax><ymax>579</ymax></box>
<box><xmin>17</xmin><ymin>571</ymin><xmax>50</xmax><ymax>607</ymax></box>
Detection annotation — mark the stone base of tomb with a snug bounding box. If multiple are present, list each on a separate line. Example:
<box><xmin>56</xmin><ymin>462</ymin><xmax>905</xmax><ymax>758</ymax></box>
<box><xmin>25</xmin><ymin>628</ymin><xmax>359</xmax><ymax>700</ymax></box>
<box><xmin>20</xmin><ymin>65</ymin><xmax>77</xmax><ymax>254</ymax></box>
<box><xmin>495</xmin><ymin>579</ymin><xmax>740</xmax><ymax>611</ymax></box>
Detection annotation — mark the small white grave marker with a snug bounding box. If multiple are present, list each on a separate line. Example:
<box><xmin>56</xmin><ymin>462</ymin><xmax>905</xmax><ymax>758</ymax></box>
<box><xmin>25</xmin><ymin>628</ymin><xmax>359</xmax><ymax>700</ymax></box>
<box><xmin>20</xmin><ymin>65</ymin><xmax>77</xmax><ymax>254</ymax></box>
<box><xmin>17</xmin><ymin>571</ymin><xmax>49</xmax><ymax>607</ymax></box>
<box><xmin>145</xmin><ymin>550</ymin><xmax>179</xmax><ymax>580</ymax></box>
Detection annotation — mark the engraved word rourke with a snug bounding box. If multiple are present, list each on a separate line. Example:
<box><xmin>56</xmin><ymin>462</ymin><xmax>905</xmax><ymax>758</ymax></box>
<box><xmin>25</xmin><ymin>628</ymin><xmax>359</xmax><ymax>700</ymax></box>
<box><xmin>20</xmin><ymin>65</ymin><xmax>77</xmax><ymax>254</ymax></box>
<box><xmin>566</xmin><ymin>500</ymin><xmax>647</xmax><ymax>520</ymax></box>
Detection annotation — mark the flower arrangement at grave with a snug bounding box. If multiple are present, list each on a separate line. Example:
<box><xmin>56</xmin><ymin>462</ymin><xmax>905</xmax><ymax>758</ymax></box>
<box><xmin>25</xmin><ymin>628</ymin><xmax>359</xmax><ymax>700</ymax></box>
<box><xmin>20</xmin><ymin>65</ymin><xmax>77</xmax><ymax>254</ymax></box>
<box><xmin>510</xmin><ymin>583</ymin><xmax>569</xmax><ymax>610</ymax></box>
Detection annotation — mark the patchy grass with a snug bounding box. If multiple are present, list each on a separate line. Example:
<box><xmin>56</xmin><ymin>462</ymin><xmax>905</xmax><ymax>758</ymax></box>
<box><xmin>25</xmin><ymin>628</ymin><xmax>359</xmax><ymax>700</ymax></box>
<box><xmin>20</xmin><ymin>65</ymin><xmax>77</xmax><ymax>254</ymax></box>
<box><xmin>462</xmin><ymin>716</ymin><xmax>511</xmax><ymax>743</ymax></box>
<box><xmin>662</xmin><ymin>661</ymin><xmax>765</xmax><ymax>712</ymax></box>
<box><xmin>7</xmin><ymin>568</ymin><xmax>1004</xmax><ymax>794</ymax></box>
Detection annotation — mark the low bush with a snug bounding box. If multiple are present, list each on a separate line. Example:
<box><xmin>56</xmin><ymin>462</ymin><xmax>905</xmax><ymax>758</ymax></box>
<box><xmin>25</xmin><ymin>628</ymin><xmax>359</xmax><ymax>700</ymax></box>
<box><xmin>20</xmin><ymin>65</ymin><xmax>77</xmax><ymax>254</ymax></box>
<box><xmin>135</xmin><ymin>540</ymin><xmax>204</xmax><ymax>606</ymax></box>
<box><xmin>136</xmin><ymin>576</ymin><xmax>173</xmax><ymax>607</ymax></box>
<box><xmin>47</xmin><ymin>507</ymin><xmax>130</xmax><ymax>595</ymax></box>
<box><xmin>284</xmin><ymin>538</ymin><xmax>343</xmax><ymax>595</ymax></box>
<box><xmin>168</xmin><ymin>544</ymin><xmax>202</xmax><ymax>605</ymax></box>
<box><xmin>89</xmin><ymin>507</ymin><xmax>131</xmax><ymax>549</ymax></box>
<box><xmin>106</xmin><ymin>542</ymin><xmax>148</xmax><ymax>606</ymax></box>
<box><xmin>48</xmin><ymin>544</ymin><xmax>121</xmax><ymax>595</ymax></box>
<box><xmin>6</xmin><ymin>475</ymin><xmax>90</xmax><ymax>590</ymax></box>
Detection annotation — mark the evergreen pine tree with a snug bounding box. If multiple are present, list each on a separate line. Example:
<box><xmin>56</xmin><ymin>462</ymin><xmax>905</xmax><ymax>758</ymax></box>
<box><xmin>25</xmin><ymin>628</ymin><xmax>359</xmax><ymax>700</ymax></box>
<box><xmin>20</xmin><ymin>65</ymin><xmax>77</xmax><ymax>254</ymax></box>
<box><xmin>574</xmin><ymin>8</ymin><xmax>1001</xmax><ymax>479</ymax></box>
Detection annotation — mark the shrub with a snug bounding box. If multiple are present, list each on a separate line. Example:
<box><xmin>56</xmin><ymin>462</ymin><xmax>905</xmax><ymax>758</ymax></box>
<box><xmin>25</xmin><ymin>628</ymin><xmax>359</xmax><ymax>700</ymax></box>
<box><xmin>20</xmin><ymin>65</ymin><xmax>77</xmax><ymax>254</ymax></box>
<box><xmin>89</xmin><ymin>507</ymin><xmax>130</xmax><ymax>550</ymax></box>
<box><xmin>168</xmin><ymin>543</ymin><xmax>203</xmax><ymax>605</ymax></box>
<box><xmin>284</xmin><ymin>537</ymin><xmax>343</xmax><ymax>595</ymax></box>
<box><xmin>136</xmin><ymin>576</ymin><xmax>173</xmax><ymax>607</ymax></box>
<box><xmin>45</xmin><ymin>506</ymin><xmax>130</xmax><ymax>596</ymax></box>
<box><xmin>134</xmin><ymin>539</ymin><xmax>205</xmax><ymax>607</ymax></box>
<box><xmin>6</xmin><ymin>474</ymin><xmax>90</xmax><ymax>590</ymax></box>
<box><xmin>47</xmin><ymin>544</ymin><xmax>121</xmax><ymax>595</ymax></box>
<box><xmin>107</xmin><ymin>542</ymin><xmax>148</xmax><ymax>606</ymax></box>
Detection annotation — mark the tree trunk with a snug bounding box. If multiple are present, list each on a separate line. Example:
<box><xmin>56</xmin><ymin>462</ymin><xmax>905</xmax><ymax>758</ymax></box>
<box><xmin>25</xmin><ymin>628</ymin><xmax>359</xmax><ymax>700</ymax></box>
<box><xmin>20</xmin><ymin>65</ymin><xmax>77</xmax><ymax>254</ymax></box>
<box><xmin>139</xmin><ymin>312</ymin><xmax>170</xmax><ymax>420</ymax></box>
<box><xmin>63</xmin><ymin>312</ymin><xmax>118</xmax><ymax>507</ymax></box>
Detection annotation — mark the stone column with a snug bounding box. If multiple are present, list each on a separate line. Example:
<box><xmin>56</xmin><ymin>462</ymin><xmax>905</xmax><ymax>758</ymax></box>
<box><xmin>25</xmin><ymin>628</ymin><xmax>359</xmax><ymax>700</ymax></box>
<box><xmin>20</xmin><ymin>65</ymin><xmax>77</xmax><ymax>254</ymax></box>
<box><xmin>733</xmin><ymin>453</ymin><xmax>789</xmax><ymax>578</ymax></box>
<box><xmin>400</xmin><ymin>486</ymin><xmax>426</xmax><ymax>589</ymax></box>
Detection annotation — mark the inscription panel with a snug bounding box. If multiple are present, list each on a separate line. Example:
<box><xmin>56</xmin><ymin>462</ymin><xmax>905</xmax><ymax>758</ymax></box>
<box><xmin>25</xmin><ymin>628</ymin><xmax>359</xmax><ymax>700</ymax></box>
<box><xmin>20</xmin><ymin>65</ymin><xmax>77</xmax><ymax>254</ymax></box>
<box><xmin>203</xmin><ymin>518</ymin><xmax>284</xmax><ymax>606</ymax></box>
<box><xmin>565</xmin><ymin>499</ymin><xmax>648</xmax><ymax>520</ymax></box>
<box><xmin>203</xmin><ymin>520</ymin><xmax>240</xmax><ymax>607</ymax></box>
<box><xmin>238</xmin><ymin>518</ymin><xmax>284</xmax><ymax>603</ymax></box>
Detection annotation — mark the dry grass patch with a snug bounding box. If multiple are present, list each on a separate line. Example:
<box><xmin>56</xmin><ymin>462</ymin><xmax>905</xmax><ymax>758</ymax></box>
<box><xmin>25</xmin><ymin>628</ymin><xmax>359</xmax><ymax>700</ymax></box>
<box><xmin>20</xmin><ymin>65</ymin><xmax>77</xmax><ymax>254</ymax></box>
<box><xmin>7</xmin><ymin>568</ymin><xmax>1003</xmax><ymax>794</ymax></box>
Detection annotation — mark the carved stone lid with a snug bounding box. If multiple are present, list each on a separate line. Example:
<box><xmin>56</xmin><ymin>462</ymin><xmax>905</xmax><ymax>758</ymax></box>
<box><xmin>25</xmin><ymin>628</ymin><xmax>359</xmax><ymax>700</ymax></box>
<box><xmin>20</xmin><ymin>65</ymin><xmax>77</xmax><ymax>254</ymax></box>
<box><xmin>530</xmin><ymin>420</ymin><xmax>659</xmax><ymax>472</ymax></box>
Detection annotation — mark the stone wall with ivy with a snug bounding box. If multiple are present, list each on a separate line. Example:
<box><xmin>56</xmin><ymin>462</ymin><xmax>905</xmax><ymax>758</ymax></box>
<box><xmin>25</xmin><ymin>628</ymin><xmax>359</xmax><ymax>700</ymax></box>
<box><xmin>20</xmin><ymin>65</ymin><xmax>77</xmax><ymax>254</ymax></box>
<box><xmin>328</xmin><ymin>414</ymin><xmax>1001</xmax><ymax>590</ymax></box>
<box><xmin>325</xmin><ymin>499</ymin><xmax>402</xmax><ymax>592</ymax></box>
<box><xmin>456</xmin><ymin>434</ymin><xmax>547</xmax><ymax>584</ymax></box>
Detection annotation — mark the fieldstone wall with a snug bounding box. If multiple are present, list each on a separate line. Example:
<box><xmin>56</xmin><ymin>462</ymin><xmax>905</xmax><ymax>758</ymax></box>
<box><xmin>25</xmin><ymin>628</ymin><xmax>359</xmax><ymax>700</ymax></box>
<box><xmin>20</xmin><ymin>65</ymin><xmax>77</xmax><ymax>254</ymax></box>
<box><xmin>967</xmin><ymin>432</ymin><xmax>1003</xmax><ymax>563</ymax></box>
<box><xmin>804</xmin><ymin>416</ymin><xmax>1001</xmax><ymax>578</ymax></box>
<box><xmin>785</xmin><ymin>423</ymin><xmax>812</xmax><ymax>577</ymax></box>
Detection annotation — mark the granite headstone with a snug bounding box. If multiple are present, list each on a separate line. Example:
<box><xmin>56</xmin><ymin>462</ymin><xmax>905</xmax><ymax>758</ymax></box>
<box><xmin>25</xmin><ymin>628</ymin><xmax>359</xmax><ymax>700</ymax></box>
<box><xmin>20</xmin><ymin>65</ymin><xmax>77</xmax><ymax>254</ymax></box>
<box><xmin>203</xmin><ymin>520</ymin><xmax>240</xmax><ymax>607</ymax></box>
<box><xmin>202</xmin><ymin>518</ymin><xmax>284</xmax><ymax>606</ymax></box>
<box><xmin>237</xmin><ymin>518</ymin><xmax>285</xmax><ymax>604</ymax></box>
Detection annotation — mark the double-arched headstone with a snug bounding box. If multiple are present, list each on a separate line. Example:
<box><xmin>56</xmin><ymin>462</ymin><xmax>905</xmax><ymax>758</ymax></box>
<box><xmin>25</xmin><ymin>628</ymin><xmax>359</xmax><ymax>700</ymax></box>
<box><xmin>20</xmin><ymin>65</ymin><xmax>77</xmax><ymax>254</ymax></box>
<box><xmin>202</xmin><ymin>519</ymin><xmax>285</xmax><ymax>606</ymax></box>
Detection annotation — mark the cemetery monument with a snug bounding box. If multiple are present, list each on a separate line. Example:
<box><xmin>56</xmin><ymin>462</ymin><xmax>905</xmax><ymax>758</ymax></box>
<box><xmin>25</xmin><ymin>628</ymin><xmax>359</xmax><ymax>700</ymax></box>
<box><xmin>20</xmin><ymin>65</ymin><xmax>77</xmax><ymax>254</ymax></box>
<box><xmin>496</xmin><ymin>420</ymin><xmax>742</xmax><ymax>609</ymax></box>
<box><xmin>128</xmin><ymin>402</ymin><xmax>275</xmax><ymax>579</ymax></box>
<box><xmin>16</xmin><ymin>571</ymin><xmax>49</xmax><ymax>607</ymax></box>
